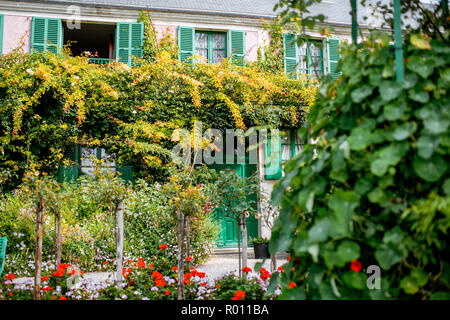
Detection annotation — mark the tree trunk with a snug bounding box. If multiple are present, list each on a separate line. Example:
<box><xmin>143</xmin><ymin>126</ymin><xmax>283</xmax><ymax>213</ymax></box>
<box><xmin>176</xmin><ymin>209</ymin><xmax>185</xmax><ymax>300</ymax></box>
<box><xmin>34</xmin><ymin>197</ymin><xmax>44</xmax><ymax>300</ymax></box>
<box><xmin>115</xmin><ymin>201</ymin><xmax>124</xmax><ymax>282</ymax></box>
<box><xmin>270</xmin><ymin>254</ymin><xmax>277</xmax><ymax>273</ymax></box>
<box><xmin>241</xmin><ymin>217</ymin><xmax>248</xmax><ymax>271</ymax></box>
<box><xmin>56</xmin><ymin>212</ymin><xmax>62</xmax><ymax>267</ymax></box>
<box><xmin>237</xmin><ymin>220</ymin><xmax>242</xmax><ymax>278</ymax></box>
<box><xmin>184</xmin><ymin>218</ymin><xmax>191</xmax><ymax>269</ymax></box>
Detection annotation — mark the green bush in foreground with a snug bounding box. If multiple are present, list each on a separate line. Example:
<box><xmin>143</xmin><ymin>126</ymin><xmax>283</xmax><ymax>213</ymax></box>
<box><xmin>269</xmin><ymin>32</ymin><xmax>449</xmax><ymax>300</ymax></box>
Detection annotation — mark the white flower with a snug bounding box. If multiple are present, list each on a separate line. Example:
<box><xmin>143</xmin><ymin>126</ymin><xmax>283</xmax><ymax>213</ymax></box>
<box><xmin>274</xmin><ymin>288</ymin><xmax>282</xmax><ymax>296</ymax></box>
<box><xmin>151</xmin><ymin>286</ymin><xmax>158</xmax><ymax>291</ymax></box>
<box><xmin>121</xmin><ymin>294</ymin><xmax>128</xmax><ymax>300</ymax></box>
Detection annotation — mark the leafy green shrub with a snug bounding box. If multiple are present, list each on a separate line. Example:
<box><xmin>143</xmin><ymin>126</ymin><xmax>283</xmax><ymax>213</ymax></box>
<box><xmin>124</xmin><ymin>180</ymin><xmax>220</xmax><ymax>265</ymax></box>
<box><xmin>270</xmin><ymin>32</ymin><xmax>449</xmax><ymax>300</ymax></box>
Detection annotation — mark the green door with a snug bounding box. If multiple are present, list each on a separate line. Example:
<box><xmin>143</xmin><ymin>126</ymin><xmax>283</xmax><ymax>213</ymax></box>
<box><xmin>210</xmin><ymin>162</ymin><xmax>258</xmax><ymax>248</ymax></box>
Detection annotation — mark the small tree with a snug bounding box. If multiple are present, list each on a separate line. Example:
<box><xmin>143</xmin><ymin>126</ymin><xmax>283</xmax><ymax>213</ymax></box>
<box><xmin>209</xmin><ymin>169</ymin><xmax>260</xmax><ymax>277</ymax></box>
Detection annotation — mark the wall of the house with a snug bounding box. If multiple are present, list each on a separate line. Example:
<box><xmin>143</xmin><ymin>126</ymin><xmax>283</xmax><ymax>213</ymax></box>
<box><xmin>2</xmin><ymin>15</ymin><xmax>31</xmax><ymax>54</ymax></box>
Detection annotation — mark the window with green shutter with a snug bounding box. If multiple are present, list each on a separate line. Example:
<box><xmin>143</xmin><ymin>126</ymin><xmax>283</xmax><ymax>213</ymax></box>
<box><xmin>284</xmin><ymin>35</ymin><xmax>329</xmax><ymax>79</ymax></box>
<box><xmin>195</xmin><ymin>31</ymin><xmax>227</xmax><ymax>64</ymax></box>
<box><xmin>281</xmin><ymin>129</ymin><xmax>304</xmax><ymax>162</ymax></box>
<box><xmin>228</xmin><ymin>30</ymin><xmax>245</xmax><ymax>66</ymax></box>
<box><xmin>327</xmin><ymin>38</ymin><xmax>341</xmax><ymax>80</ymax></box>
<box><xmin>0</xmin><ymin>15</ymin><xmax>4</xmax><ymax>56</ymax></box>
<box><xmin>31</xmin><ymin>17</ymin><xmax>63</xmax><ymax>54</ymax></box>
<box><xmin>178</xmin><ymin>26</ymin><xmax>195</xmax><ymax>63</ymax></box>
<box><xmin>264</xmin><ymin>133</ymin><xmax>282</xmax><ymax>180</ymax></box>
<box><xmin>284</xmin><ymin>33</ymin><xmax>298</xmax><ymax>78</ymax></box>
<box><xmin>179</xmin><ymin>27</ymin><xmax>245</xmax><ymax>65</ymax></box>
<box><xmin>115</xmin><ymin>22</ymin><xmax>144</xmax><ymax>67</ymax></box>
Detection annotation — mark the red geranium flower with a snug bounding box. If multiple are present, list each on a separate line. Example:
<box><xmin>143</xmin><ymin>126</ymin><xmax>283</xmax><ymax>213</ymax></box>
<box><xmin>137</xmin><ymin>258</ymin><xmax>145</xmax><ymax>269</ymax></box>
<box><xmin>41</xmin><ymin>276</ymin><xmax>49</xmax><ymax>282</ymax></box>
<box><xmin>350</xmin><ymin>260</ymin><xmax>363</xmax><ymax>272</ymax></box>
<box><xmin>152</xmin><ymin>271</ymin><xmax>163</xmax><ymax>280</ymax></box>
<box><xmin>164</xmin><ymin>290</ymin><xmax>170</xmax><ymax>296</ymax></box>
<box><xmin>242</xmin><ymin>267</ymin><xmax>252</xmax><ymax>273</ymax></box>
<box><xmin>231</xmin><ymin>290</ymin><xmax>246</xmax><ymax>300</ymax></box>
<box><xmin>5</xmin><ymin>274</ymin><xmax>15</xmax><ymax>281</ymax></box>
<box><xmin>171</xmin><ymin>266</ymin><xmax>178</xmax><ymax>271</ymax></box>
<box><xmin>186</xmin><ymin>256</ymin><xmax>193</xmax><ymax>262</ymax></box>
<box><xmin>59</xmin><ymin>296</ymin><xmax>67</xmax><ymax>300</ymax></box>
<box><xmin>155</xmin><ymin>279</ymin><xmax>166</xmax><ymax>287</ymax></box>
<box><xmin>277</xmin><ymin>266</ymin><xmax>284</xmax><ymax>272</ymax></box>
<box><xmin>8</xmin><ymin>292</ymin><xmax>14</xmax><ymax>297</ymax></box>
<box><xmin>159</xmin><ymin>244</ymin><xmax>168</xmax><ymax>250</ymax></box>
<box><xmin>288</xmin><ymin>282</ymin><xmax>297</xmax><ymax>288</ymax></box>
<box><xmin>148</xmin><ymin>264</ymin><xmax>154</xmax><ymax>269</ymax></box>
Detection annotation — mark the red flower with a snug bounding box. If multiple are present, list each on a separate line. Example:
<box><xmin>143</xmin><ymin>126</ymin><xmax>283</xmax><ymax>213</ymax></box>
<box><xmin>148</xmin><ymin>264</ymin><xmax>154</xmax><ymax>269</ymax></box>
<box><xmin>155</xmin><ymin>279</ymin><xmax>166</xmax><ymax>287</ymax></box>
<box><xmin>287</xmin><ymin>256</ymin><xmax>291</xmax><ymax>261</ymax></box>
<box><xmin>103</xmin><ymin>261</ymin><xmax>109</xmax><ymax>265</ymax></box>
<box><xmin>259</xmin><ymin>268</ymin><xmax>271</xmax><ymax>281</ymax></box>
<box><xmin>183</xmin><ymin>279</ymin><xmax>190</xmax><ymax>284</ymax></box>
<box><xmin>288</xmin><ymin>282</ymin><xmax>297</xmax><ymax>288</ymax></box>
<box><xmin>186</xmin><ymin>256</ymin><xmax>193</xmax><ymax>262</ymax></box>
<box><xmin>277</xmin><ymin>266</ymin><xmax>284</xmax><ymax>272</ymax></box>
<box><xmin>152</xmin><ymin>271</ymin><xmax>163</xmax><ymax>280</ymax></box>
<box><xmin>231</xmin><ymin>290</ymin><xmax>246</xmax><ymax>300</ymax></box>
<box><xmin>350</xmin><ymin>260</ymin><xmax>363</xmax><ymax>272</ymax></box>
<box><xmin>59</xmin><ymin>296</ymin><xmax>67</xmax><ymax>300</ymax></box>
<box><xmin>8</xmin><ymin>292</ymin><xmax>14</xmax><ymax>297</ymax></box>
<box><xmin>41</xmin><ymin>276</ymin><xmax>49</xmax><ymax>282</ymax></box>
<box><xmin>137</xmin><ymin>258</ymin><xmax>145</xmax><ymax>269</ymax></box>
<box><xmin>215</xmin><ymin>285</ymin><xmax>220</xmax><ymax>289</ymax></box>
<box><xmin>171</xmin><ymin>266</ymin><xmax>178</xmax><ymax>271</ymax></box>
<box><xmin>42</xmin><ymin>286</ymin><xmax>53</xmax><ymax>292</ymax></box>
<box><xmin>5</xmin><ymin>274</ymin><xmax>15</xmax><ymax>281</ymax></box>
<box><xmin>164</xmin><ymin>290</ymin><xmax>170</xmax><ymax>296</ymax></box>
<box><xmin>159</xmin><ymin>244</ymin><xmax>168</xmax><ymax>250</ymax></box>
<box><xmin>242</xmin><ymin>267</ymin><xmax>252</xmax><ymax>273</ymax></box>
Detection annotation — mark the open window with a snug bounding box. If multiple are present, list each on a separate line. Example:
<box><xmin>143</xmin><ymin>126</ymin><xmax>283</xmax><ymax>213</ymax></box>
<box><xmin>63</xmin><ymin>22</ymin><xmax>116</xmax><ymax>64</ymax></box>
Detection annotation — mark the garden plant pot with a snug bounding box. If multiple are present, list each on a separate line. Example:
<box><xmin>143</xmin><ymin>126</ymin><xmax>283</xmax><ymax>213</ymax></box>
<box><xmin>253</xmin><ymin>242</ymin><xmax>270</xmax><ymax>259</ymax></box>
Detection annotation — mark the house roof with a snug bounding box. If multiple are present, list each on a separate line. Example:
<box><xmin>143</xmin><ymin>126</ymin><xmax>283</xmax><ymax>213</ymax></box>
<box><xmin>20</xmin><ymin>0</ymin><xmax>282</xmax><ymax>18</ymax></box>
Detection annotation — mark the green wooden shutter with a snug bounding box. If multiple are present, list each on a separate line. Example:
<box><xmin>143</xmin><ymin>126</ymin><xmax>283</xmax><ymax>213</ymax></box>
<box><xmin>327</xmin><ymin>38</ymin><xmax>341</xmax><ymax>80</ymax></box>
<box><xmin>58</xmin><ymin>146</ymin><xmax>79</xmax><ymax>183</ymax></box>
<box><xmin>31</xmin><ymin>17</ymin><xmax>62</xmax><ymax>54</ymax></box>
<box><xmin>264</xmin><ymin>134</ymin><xmax>282</xmax><ymax>180</ymax></box>
<box><xmin>228</xmin><ymin>30</ymin><xmax>245</xmax><ymax>66</ymax></box>
<box><xmin>284</xmin><ymin>33</ymin><xmax>298</xmax><ymax>79</ymax></box>
<box><xmin>0</xmin><ymin>15</ymin><xmax>4</xmax><ymax>56</ymax></box>
<box><xmin>117</xmin><ymin>165</ymin><xmax>134</xmax><ymax>185</ymax></box>
<box><xmin>178</xmin><ymin>26</ymin><xmax>195</xmax><ymax>63</ymax></box>
<box><xmin>116</xmin><ymin>22</ymin><xmax>144</xmax><ymax>67</ymax></box>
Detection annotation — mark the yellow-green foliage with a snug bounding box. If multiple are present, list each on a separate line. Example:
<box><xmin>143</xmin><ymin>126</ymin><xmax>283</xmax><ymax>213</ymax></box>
<box><xmin>0</xmin><ymin>30</ymin><xmax>318</xmax><ymax>188</ymax></box>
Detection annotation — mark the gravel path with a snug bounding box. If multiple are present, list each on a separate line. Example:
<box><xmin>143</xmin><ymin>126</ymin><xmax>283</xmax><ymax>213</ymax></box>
<box><xmin>196</xmin><ymin>253</ymin><xmax>288</xmax><ymax>281</ymax></box>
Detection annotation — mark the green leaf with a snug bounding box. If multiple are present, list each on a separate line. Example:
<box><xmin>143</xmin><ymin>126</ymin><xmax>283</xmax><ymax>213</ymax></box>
<box><xmin>443</xmin><ymin>179</ymin><xmax>450</xmax><ymax>196</ymax></box>
<box><xmin>402</xmin><ymin>73</ymin><xmax>418</xmax><ymax>89</ymax></box>
<box><xmin>383</xmin><ymin>101</ymin><xmax>406</xmax><ymax>121</ymax></box>
<box><xmin>336</xmin><ymin>240</ymin><xmax>361</xmax><ymax>262</ymax></box>
<box><xmin>430</xmin><ymin>292</ymin><xmax>450</xmax><ymax>300</ymax></box>
<box><xmin>409</xmin><ymin>87</ymin><xmax>429</xmax><ymax>103</ymax></box>
<box><xmin>392</xmin><ymin>122</ymin><xmax>417</xmax><ymax>141</ymax></box>
<box><xmin>368</xmin><ymin>187</ymin><xmax>387</xmax><ymax>203</ymax></box>
<box><xmin>417</xmin><ymin>135</ymin><xmax>441</xmax><ymax>159</ymax></box>
<box><xmin>375</xmin><ymin>243</ymin><xmax>404</xmax><ymax>270</ymax></box>
<box><xmin>400</xmin><ymin>276</ymin><xmax>419</xmax><ymax>294</ymax></box>
<box><xmin>278</xmin><ymin>285</ymin><xmax>306</xmax><ymax>300</ymax></box>
<box><xmin>370</xmin><ymin>159</ymin><xmax>389</xmax><ymax>176</ymax></box>
<box><xmin>342</xmin><ymin>271</ymin><xmax>367</xmax><ymax>290</ymax></box>
<box><xmin>379</xmin><ymin>81</ymin><xmax>403</xmax><ymax>101</ymax></box>
<box><xmin>423</xmin><ymin>113</ymin><xmax>449</xmax><ymax>135</ymax></box>
<box><xmin>328</xmin><ymin>189</ymin><xmax>360</xmax><ymax>229</ymax></box>
<box><xmin>351</xmin><ymin>85</ymin><xmax>373</xmax><ymax>103</ymax></box>
<box><xmin>308</xmin><ymin>219</ymin><xmax>331</xmax><ymax>242</ymax></box>
<box><xmin>355</xmin><ymin>177</ymin><xmax>373</xmax><ymax>196</ymax></box>
<box><xmin>413</xmin><ymin>155</ymin><xmax>448</xmax><ymax>182</ymax></box>
<box><xmin>382</xmin><ymin>226</ymin><xmax>404</xmax><ymax>244</ymax></box>
<box><xmin>410</xmin><ymin>268</ymin><xmax>428</xmax><ymax>287</ymax></box>
<box><xmin>348</xmin><ymin>127</ymin><xmax>372</xmax><ymax>150</ymax></box>
<box><xmin>406</xmin><ymin>56</ymin><xmax>434</xmax><ymax>78</ymax></box>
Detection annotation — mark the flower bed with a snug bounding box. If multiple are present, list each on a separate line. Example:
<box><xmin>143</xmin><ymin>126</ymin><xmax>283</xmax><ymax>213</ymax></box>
<box><xmin>0</xmin><ymin>260</ymin><xmax>285</xmax><ymax>300</ymax></box>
